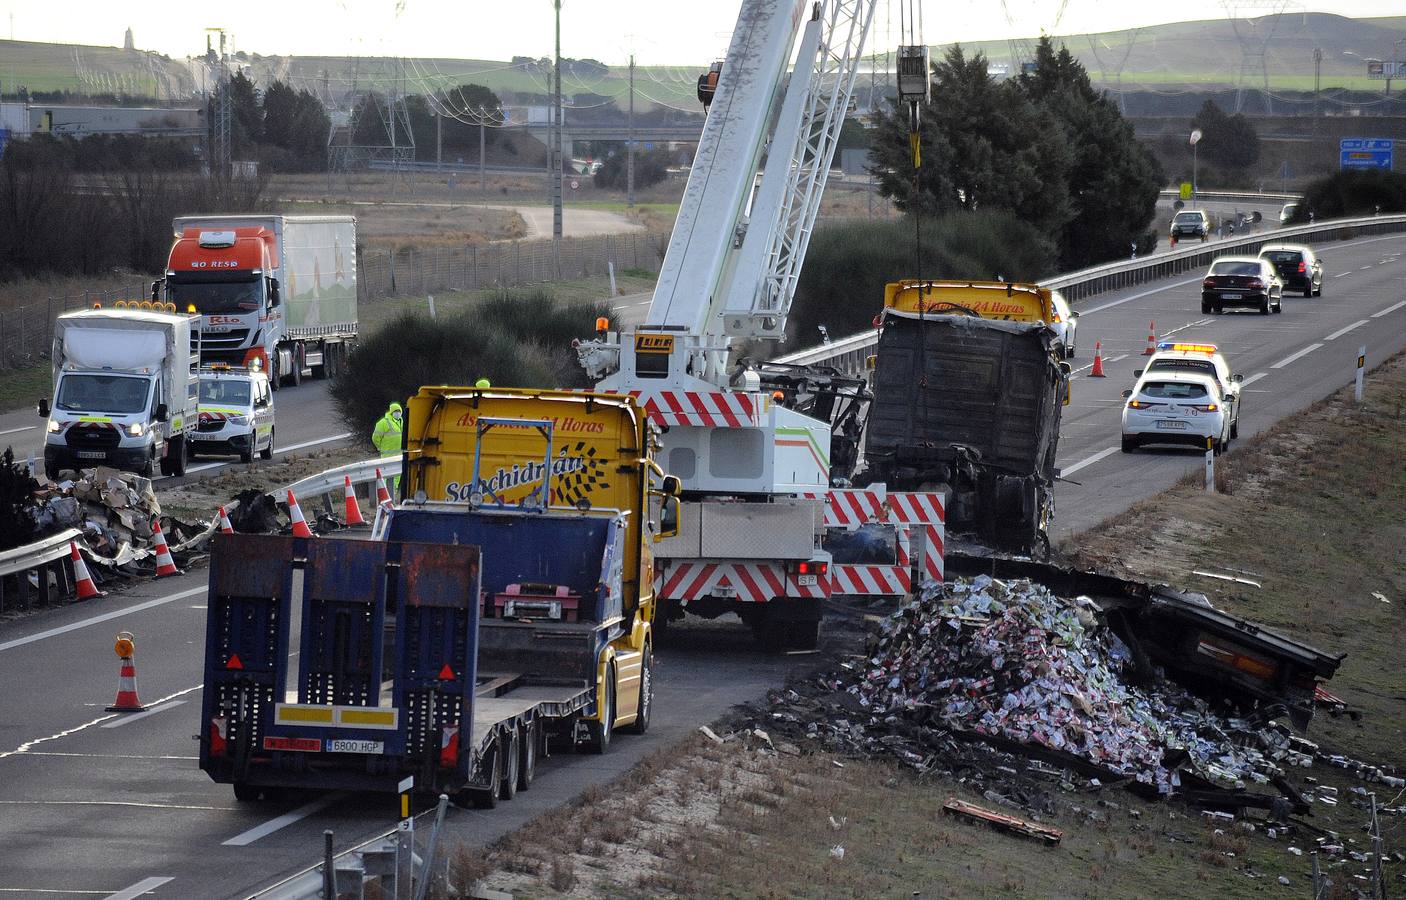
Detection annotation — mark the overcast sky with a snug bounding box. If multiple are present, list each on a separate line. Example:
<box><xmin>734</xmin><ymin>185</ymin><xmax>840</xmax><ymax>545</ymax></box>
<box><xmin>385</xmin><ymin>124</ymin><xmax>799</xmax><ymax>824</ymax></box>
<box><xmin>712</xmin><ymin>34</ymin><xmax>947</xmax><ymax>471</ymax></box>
<box><xmin>0</xmin><ymin>1</ymin><xmax>1401</xmax><ymax>65</ymax></box>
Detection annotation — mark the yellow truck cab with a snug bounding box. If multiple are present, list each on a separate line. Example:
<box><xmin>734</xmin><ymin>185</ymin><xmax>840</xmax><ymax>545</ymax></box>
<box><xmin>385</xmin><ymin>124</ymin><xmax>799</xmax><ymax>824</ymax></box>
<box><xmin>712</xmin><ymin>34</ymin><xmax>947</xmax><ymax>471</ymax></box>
<box><xmin>884</xmin><ymin>279</ymin><xmax>1057</xmax><ymax>324</ymax></box>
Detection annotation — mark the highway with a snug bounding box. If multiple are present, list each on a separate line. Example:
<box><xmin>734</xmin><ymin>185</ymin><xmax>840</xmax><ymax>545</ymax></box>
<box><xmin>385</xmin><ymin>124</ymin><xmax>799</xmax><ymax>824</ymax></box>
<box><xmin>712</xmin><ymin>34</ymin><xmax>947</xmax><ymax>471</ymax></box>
<box><xmin>0</xmin><ymin>231</ymin><xmax>1403</xmax><ymax>897</ymax></box>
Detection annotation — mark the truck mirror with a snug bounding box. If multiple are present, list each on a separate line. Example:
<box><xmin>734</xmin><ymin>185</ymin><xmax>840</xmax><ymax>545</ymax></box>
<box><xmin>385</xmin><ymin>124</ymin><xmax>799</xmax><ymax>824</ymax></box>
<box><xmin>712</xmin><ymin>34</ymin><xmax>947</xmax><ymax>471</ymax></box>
<box><xmin>150</xmin><ymin>280</ymin><xmax>161</xmax><ymax>301</ymax></box>
<box><xmin>661</xmin><ymin>475</ymin><xmax>681</xmax><ymax>496</ymax></box>
<box><xmin>656</xmin><ymin>497</ymin><xmax>681</xmax><ymax>541</ymax></box>
<box><xmin>38</xmin><ymin>398</ymin><xmax>50</xmax><ymax>418</ymax></box>
<box><xmin>155</xmin><ymin>403</ymin><xmax>169</xmax><ymax>422</ymax></box>
<box><xmin>268</xmin><ymin>279</ymin><xmax>281</xmax><ymax>307</ymax></box>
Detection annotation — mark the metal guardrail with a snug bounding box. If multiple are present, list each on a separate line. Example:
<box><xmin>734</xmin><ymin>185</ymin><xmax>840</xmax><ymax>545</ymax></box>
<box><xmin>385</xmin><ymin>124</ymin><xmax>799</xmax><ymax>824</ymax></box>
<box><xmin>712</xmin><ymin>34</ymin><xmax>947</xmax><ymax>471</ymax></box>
<box><xmin>774</xmin><ymin>213</ymin><xmax>1406</xmax><ymax>371</ymax></box>
<box><xmin>284</xmin><ymin>455</ymin><xmax>401</xmax><ymax>501</ymax></box>
<box><xmin>0</xmin><ymin>527</ymin><xmax>83</xmax><ymax>614</ymax></box>
<box><xmin>1158</xmin><ymin>188</ymin><xmax>1302</xmax><ymax>204</ymax></box>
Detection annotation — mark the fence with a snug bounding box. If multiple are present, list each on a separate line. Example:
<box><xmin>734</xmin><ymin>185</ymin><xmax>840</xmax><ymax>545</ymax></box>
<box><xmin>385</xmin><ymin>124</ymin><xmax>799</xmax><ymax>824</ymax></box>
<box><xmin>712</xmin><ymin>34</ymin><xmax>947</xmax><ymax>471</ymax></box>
<box><xmin>0</xmin><ymin>283</ymin><xmax>151</xmax><ymax>370</ymax></box>
<box><xmin>356</xmin><ymin>231</ymin><xmax>671</xmax><ymax>301</ymax></box>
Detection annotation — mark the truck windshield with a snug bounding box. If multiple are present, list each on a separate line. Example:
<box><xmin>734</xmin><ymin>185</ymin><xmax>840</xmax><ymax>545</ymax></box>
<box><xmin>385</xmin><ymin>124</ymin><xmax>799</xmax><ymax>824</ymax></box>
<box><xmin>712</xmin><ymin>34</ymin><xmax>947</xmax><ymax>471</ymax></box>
<box><xmin>167</xmin><ymin>275</ymin><xmax>264</xmax><ymax>314</ymax></box>
<box><xmin>56</xmin><ymin>374</ymin><xmax>152</xmax><ymax>414</ymax></box>
<box><xmin>200</xmin><ymin>379</ymin><xmax>251</xmax><ymax>405</ymax></box>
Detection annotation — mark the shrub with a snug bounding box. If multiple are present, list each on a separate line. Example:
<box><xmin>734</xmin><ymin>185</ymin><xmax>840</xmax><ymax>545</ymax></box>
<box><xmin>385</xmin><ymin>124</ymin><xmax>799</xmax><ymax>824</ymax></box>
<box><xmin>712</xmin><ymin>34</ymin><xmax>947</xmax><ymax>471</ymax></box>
<box><xmin>330</xmin><ymin>293</ymin><xmax>617</xmax><ymax>443</ymax></box>
<box><xmin>1297</xmin><ymin>169</ymin><xmax>1406</xmax><ymax>222</ymax></box>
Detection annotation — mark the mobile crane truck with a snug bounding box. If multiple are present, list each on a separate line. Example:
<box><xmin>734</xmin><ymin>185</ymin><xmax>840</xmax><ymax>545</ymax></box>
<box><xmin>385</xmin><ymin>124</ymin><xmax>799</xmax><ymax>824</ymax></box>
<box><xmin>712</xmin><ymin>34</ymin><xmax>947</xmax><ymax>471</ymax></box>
<box><xmin>199</xmin><ymin>387</ymin><xmax>676</xmax><ymax>805</ymax></box>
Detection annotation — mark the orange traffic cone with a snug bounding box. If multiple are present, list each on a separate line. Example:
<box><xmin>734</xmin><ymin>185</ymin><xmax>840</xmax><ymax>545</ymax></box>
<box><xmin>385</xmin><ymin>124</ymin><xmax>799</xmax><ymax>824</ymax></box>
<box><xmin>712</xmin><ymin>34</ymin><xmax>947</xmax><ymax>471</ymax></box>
<box><xmin>216</xmin><ymin>506</ymin><xmax>235</xmax><ymax>534</ymax></box>
<box><xmin>374</xmin><ymin>468</ymin><xmax>392</xmax><ymax>507</ymax></box>
<box><xmin>151</xmin><ymin>519</ymin><xmax>180</xmax><ymax>578</ymax></box>
<box><xmin>1144</xmin><ymin>321</ymin><xmax>1157</xmax><ymax>355</ymax></box>
<box><xmin>286</xmin><ymin>490</ymin><xmax>315</xmax><ymax>538</ymax></box>
<box><xmin>343</xmin><ymin>475</ymin><xmax>367</xmax><ymax>526</ymax></box>
<box><xmin>70</xmin><ymin>542</ymin><xmax>103</xmax><ymax>600</ymax></box>
<box><xmin>106</xmin><ymin>631</ymin><xmax>146</xmax><ymax>712</ymax></box>
<box><xmin>1090</xmin><ymin>341</ymin><xmax>1107</xmax><ymax>377</ymax></box>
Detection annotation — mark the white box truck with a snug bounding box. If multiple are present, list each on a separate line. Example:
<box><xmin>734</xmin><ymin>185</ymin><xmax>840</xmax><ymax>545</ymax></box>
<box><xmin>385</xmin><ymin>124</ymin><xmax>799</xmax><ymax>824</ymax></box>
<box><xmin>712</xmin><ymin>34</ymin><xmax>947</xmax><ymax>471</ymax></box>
<box><xmin>157</xmin><ymin>215</ymin><xmax>357</xmax><ymax>390</ymax></box>
<box><xmin>40</xmin><ymin>307</ymin><xmax>201</xmax><ymax>479</ymax></box>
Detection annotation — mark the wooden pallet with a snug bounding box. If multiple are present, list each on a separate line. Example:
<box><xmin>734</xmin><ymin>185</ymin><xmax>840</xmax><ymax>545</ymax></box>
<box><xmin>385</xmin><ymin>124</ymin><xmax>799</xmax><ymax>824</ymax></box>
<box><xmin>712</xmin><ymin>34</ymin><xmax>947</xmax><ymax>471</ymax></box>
<box><xmin>942</xmin><ymin>798</ymin><xmax>1063</xmax><ymax>846</ymax></box>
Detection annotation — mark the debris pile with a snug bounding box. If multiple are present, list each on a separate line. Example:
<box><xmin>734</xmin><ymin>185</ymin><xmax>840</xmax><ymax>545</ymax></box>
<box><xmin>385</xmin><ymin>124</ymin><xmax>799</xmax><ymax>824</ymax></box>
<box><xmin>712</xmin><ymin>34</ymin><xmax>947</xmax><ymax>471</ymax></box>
<box><xmin>35</xmin><ymin>466</ymin><xmax>163</xmax><ymax>557</ymax></box>
<box><xmin>758</xmin><ymin>576</ymin><xmax>1304</xmax><ymax>799</ymax></box>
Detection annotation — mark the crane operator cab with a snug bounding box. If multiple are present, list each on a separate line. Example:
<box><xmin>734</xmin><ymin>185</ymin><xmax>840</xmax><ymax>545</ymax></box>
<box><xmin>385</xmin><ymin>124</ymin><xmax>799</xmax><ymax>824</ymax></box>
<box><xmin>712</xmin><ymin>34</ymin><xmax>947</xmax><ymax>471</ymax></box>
<box><xmin>697</xmin><ymin>61</ymin><xmax>722</xmax><ymax>110</ymax></box>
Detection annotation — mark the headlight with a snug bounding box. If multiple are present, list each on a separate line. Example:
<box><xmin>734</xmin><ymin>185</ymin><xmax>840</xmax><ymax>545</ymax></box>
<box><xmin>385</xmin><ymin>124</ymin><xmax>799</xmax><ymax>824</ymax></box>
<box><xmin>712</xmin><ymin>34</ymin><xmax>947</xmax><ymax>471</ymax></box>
<box><xmin>127</xmin><ymin>422</ymin><xmax>145</xmax><ymax>437</ymax></box>
<box><xmin>229</xmin><ymin>415</ymin><xmax>250</xmax><ymax>425</ymax></box>
<box><xmin>47</xmin><ymin>419</ymin><xmax>62</xmax><ymax>433</ymax></box>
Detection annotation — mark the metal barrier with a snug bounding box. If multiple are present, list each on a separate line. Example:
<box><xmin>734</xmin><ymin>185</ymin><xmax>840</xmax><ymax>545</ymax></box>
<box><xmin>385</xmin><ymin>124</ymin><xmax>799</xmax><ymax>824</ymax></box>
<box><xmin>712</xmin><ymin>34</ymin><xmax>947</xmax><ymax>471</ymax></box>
<box><xmin>0</xmin><ymin>528</ymin><xmax>83</xmax><ymax>615</ymax></box>
<box><xmin>774</xmin><ymin>213</ymin><xmax>1406</xmax><ymax>371</ymax></box>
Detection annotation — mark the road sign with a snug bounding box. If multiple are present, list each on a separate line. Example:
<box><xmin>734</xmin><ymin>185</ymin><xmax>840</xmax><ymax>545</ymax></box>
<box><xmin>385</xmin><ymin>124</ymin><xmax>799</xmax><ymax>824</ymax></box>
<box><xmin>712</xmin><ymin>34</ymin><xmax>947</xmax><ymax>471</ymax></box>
<box><xmin>1340</xmin><ymin>138</ymin><xmax>1393</xmax><ymax>171</ymax></box>
<box><xmin>1179</xmin><ymin>182</ymin><xmax>1192</xmax><ymax>200</ymax></box>
<box><xmin>1366</xmin><ymin>61</ymin><xmax>1406</xmax><ymax>80</ymax></box>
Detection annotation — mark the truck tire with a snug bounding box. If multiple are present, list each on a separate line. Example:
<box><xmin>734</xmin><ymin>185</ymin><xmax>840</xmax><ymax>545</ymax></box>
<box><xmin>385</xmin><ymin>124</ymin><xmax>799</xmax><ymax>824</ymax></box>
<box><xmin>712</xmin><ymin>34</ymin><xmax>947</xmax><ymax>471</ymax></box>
<box><xmin>158</xmin><ymin>449</ymin><xmax>172</xmax><ymax>477</ymax></box>
<box><xmin>269</xmin><ymin>353</ymin><xmax>280</xmax><ymax>392</ymax></box>
<box><xmin>621</xmin><ymin>644</ymin><xmax>653</xmax><ymax>735</ymax></box>
<box><xmin>499</xmin><ymin>726</ymin><xmax>520</xmax><ymax>801</ymax></box>
<box><xmin>232</xmin><ymin>782</ymin><xmax>261</xmax><ymax>803</ymax></box>
<box><xmin>170</xmin><ymin>436</ymin><xmax>188</xmax><ymax>476</ymax></box>
<box><xmin>467</xmin><ymin>740</ymin><xmax>501</xmax><ymax>810</ymax></box>
<box><xmin>260</xmin><ymin>428</ymin><xmax>274</xmax><ymax>461</ymax></box>
<box><xmin>582</xmin><ymin>666</ymin><xmax>615</xmax><ymax>754</ymax></box>
<box><xmin>290</xmin><ymin>346</ymin><xmax>304</xmax><ymax>387</ymax></box>
<box><xmin>518</xmin><ymin>720</ymin><xmax>538</xmax><ymax>791</ymax></box>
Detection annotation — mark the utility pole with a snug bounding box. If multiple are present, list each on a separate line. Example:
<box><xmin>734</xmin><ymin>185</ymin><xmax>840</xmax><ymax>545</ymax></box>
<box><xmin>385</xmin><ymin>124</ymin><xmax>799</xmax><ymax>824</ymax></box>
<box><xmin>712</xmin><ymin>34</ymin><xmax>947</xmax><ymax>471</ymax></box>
<box><xmin>627</xmin><ymin>54</ymin><xmax>635</xmax><ymax>207</ymax></box>
<box><xmin>435</xmin><ymin>110</ymin><xmax>442</xmax><ymax>168</ymax></box>
<box><xmin>479</xmin><ymin>106</ymin><xmax>487</xmax><ymax>205</ymax></box>
<box><xmin>551</xmin><ymin>0</ymin><xmax>564</xmax><ymax>277</ymax></box>
<box><xmin>1313</xmin><ymin>47</ymin><xmax>1322</xmax><ymax>118</ymax></box>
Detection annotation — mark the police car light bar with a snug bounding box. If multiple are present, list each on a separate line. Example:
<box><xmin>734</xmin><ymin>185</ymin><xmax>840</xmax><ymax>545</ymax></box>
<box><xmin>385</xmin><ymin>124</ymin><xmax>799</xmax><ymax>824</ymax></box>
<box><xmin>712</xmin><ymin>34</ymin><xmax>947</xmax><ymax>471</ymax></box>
<box><xmin>1157</xmin><ymin>341</ymin><xmax>1219</xmax><ymax>354</ymax></box>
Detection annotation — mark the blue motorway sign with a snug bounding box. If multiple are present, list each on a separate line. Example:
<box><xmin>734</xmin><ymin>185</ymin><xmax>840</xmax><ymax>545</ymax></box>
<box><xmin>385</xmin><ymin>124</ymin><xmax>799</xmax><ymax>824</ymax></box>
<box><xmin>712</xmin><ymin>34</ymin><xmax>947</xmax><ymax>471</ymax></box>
<box><xmin>1340</xmin><ymin>138</ymin><xmax>1393</xmax><ymax>171</ymax></box>
<box><xmin>0</xmin><ymin>129</ymin><xmax>8</xmax><ymax>161</ymax></box>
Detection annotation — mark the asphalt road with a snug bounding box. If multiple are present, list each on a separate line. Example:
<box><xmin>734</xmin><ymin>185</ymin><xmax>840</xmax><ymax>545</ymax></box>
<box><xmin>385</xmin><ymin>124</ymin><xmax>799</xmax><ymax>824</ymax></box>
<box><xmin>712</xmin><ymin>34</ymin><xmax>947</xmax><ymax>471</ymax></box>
<box><xmin>1</xmin><ymin>231</ymin><xmax>1404</xmax><ymax>897</ymax></box>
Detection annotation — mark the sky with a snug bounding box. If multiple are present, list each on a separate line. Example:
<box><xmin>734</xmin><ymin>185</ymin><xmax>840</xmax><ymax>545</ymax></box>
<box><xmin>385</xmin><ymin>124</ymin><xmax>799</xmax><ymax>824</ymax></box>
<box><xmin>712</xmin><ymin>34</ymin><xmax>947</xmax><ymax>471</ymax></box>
<box><xmin>0</xmin><ymin>0</ymin><xmax>1401</xmax><ymax>66</ymax></box>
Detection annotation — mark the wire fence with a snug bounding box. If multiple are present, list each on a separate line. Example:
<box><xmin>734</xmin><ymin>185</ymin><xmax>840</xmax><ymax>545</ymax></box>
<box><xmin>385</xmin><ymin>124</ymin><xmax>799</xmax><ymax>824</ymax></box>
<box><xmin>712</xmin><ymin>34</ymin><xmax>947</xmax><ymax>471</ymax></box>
<box><xmin>0</xmin><ymin>285</ymin><xmax>152</xmax><ymax>371</ymax></box>
<box><xmin>0</xmin><ymin>232</ymin><xmax>672</xmax><ymax>371</ymax></box>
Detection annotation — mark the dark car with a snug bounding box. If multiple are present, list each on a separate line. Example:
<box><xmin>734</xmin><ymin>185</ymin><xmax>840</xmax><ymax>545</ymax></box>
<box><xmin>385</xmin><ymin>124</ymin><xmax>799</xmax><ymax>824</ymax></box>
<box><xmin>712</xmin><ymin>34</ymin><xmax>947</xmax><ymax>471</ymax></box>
<box><xmin>1259</xmin><ymin>244</ymin><xmax>1324</xmax><ymax>297</ymax></box>
<box><xmin>1170</xmin><ymin>209</ymin><xmax>1211</xmax><ymax>242</ymax></box>
<box><xmin>1201</xmin><ymin>256</ymin><xmax>1283</xmax><ymax>315</ymax></box>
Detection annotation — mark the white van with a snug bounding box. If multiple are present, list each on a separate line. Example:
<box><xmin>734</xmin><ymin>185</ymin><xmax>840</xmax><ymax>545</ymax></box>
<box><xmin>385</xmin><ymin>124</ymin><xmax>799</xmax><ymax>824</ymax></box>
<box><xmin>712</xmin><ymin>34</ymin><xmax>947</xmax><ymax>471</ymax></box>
<box><xmin>193</xmin><ymin>364</ymin><xmax>275</xmax><ymax>463</ymax></box>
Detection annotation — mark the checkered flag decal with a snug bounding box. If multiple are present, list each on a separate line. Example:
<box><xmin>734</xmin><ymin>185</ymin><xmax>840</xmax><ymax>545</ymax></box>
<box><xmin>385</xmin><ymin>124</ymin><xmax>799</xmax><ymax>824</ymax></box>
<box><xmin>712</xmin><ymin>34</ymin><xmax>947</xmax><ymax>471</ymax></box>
<box><xmin>552</xmin><ymin>442</ymin><xmax>610</xmax><ymax>506</ymax></box>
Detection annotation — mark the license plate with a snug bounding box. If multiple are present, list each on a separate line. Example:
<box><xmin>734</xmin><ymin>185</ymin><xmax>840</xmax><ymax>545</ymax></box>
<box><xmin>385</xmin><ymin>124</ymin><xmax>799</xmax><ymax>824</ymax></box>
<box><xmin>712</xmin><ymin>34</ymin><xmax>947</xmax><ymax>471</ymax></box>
<box><xmin>1221</xmin><ymin>293</ymin><xmax>1241</xmax><ymax>300</ymax></box>
<box><xmin>327</xmin><ymin>739</ymin><xmax>383</xmax><ymax>754</ymax></box>
<box><xmin>1157</xmin><ymin>420</ymin><xmax>1189</xmax><ymax>430</ymax></box>
<box><xmin>76</xmin><ymin>450</ymin><xmax>106</xmax><ymax>459</ymax></box>
<box><xmin>797</xmin><ymin>574</ymin><xmax>818</xmax><ymax>586</ymax></box>
<box><xmin>193</xmin><ymin>432</ymin><xmax>219</xmax><ymax>441</ymax></box>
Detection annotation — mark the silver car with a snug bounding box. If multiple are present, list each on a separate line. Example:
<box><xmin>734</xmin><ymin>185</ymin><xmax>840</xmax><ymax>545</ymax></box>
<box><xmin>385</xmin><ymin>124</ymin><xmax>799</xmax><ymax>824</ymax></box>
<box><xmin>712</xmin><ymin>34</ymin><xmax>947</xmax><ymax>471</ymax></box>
<box><xmin>1048</xmin><ymin>290</ymin><xmax>1079</xmax><ymax>359</ymax></box>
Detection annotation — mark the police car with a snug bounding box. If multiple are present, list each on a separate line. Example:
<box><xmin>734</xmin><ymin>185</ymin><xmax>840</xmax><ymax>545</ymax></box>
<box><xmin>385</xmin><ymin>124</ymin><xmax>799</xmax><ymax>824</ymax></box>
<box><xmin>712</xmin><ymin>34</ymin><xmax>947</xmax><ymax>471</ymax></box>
<box><xmin>1135</xmin><ymin>342</ymin><xmax>1242</xmax><ymax>440</ymax></box>
<box><xmin>193</xmin><ymin>363</ymin><xmax>275</xmax><ymax>463</ymax></box>
<box><xmin>1121</xmin><ymin>370</ymin><xmax>1231</xmax><ymax>454</ymax></box>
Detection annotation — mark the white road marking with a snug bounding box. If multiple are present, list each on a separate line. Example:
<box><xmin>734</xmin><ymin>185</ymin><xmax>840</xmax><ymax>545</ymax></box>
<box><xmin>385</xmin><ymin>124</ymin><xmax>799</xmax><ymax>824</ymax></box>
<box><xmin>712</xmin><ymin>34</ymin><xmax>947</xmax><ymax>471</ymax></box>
<box><xmin>0</xmin><ymin>425</ymin><xmax>36</xmax><ymax>437</ymax></box>
<box><xmin>101</xmin><ymin>699</ymin><xmax>187</xmax><ymax>728</ymax></box>
<box><xmin>1058</xmin><ymin>446</ymin><xmax>1119</xmax><ymax>477</ymax></box>
<box><xmin>1371</xmin><ymin>300</ymin><xmax>1406</xmax><ymax>318</ymax></box>
<box><xmin>222</xmin><ymin>794</ymin><xmax>341</xmax><ymax>846</ymax></box>
<box><xmin>1081</xmin><ymin>277</ymin><xmax>1205</xmax><ymax>315</ymax></box>
<box><xmin>1240</xmin><ymin>372</ymin><xmax>1269</xmax><ymax>388</ymax></box>
<box><xmin>1324</xmin><ymin>320</ymin><xmax>1369</xmax><ymax>341</ymax></box>
<box><xmin>0</xmin><ymin>799</ymin><xmax>227</xmax><ymax>811</ymax></box>
<box><xmin>103</xmin><ymin>877</ymin><xmax>174</xmax><ymax>900</ymax></box>
<box><xmin>1161</xmin><ymin>319</ymin><xmax>1211</xmax><ymax>337</ymax></box>
<box><xmin>276</xmin><ymin>432</ymin><xmax>352</xmax><ymax>454</ymax></box>
<box><xmin>0</xmin><ymin>587</ymin><xmax>206</xmax><ymax>652</ymax></box>
<box><xmin>1333</xmin><ymin>272</ymin><xmax>1352</xmax><ymax>278</ymax></box>
<box><xmin>0</xmin><ymin>686</ymin><xmax>202</xmax><ymax>759</ymax></box>
<box><xmin>1359</xmin><ymin>265</ymin><xmax>1374</xmax><ymax>270</ymax></box>
<box><xmin>1271</xmin><ymin>343</ymin><xmax>1323</xmax><ymax>369</ymax></box>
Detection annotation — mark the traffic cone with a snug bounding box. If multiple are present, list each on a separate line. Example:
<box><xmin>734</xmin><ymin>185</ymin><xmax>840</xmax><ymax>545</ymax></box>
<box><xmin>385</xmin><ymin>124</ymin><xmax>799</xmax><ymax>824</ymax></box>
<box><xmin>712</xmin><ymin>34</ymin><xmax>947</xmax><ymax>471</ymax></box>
<box><xmin>106</xmin><ymin>631</ymin><xmax>146</xmax><ymax>712</ymax></box>
<box><xmin>151</xmin><ymin>519</ymin><xmax>180</xmax><ymax>577</ymax></box>
<box><xmin>1144</xmin><ymin>321</ymin><xmax>1157</xmax><ymax>355</ymax></box>
<box><xmin>374</xmin><ymin>468</ymin><xmax>393</xmax><ymax>507</ymax></box>
<box><xmin>216</xmin><ymin>506</ymin><xmax>235</xmax><ymax>534</ymax></box>
<box><xmin>1090</xmin><ymin>342</ymin><xmax>1107</xmax><ymax>377</ymax></box>
<box><xmin>343</xmin><ymin>475</ymin><xmax>367</xmax><ymax>526</ymax></box>
<box><xmin>70</xmin><ymin>542</ymin><xmax>103</xmax><ymax>600</ymax></box>
<box><xmin>286</xmin><ymin>490</ymin><xmax>315</xmax><ymax>538</ymax></box>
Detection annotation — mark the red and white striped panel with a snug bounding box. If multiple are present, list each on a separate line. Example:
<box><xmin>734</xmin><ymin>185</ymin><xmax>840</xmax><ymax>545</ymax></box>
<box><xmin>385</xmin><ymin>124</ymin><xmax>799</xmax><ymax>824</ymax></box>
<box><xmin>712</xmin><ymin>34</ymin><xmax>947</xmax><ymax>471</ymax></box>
<box><xmin>796</xmin><ymin>487</ymin><xmax>887</xmax><ymax>526</ymax></box>
<box><xmin>628</xmin><ymin>390</ymin><xmax>758</xmax><ymax>428</ymax></box>
<box><xmin>658</xmin><ymin>560</ymin><xmax>802</xmax><ymax>604</ymax></box>
<box><xmin>888</xmin><ymin>492</ymin><xmax>946</xmax><ymax>585</ymax></box>
<box><xmin>829</xmin><ymin>526</ymin><xmax>911</xmax><ymax>596</ymax></box>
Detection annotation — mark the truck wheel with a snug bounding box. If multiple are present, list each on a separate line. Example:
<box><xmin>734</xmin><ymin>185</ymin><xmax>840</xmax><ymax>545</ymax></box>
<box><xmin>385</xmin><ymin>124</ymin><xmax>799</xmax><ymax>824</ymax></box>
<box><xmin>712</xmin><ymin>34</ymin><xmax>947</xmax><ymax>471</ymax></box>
<box><xmin>788</xmin><ymin>619</ymin><xmax>821</xmax><ymax>651</ymax></box>
<box><xmin>583</xmin><ymin>666</ymin><xmax>615</xmax><ymax>754</ymax></box>
<box><xmin>171</xmin><ymin>436</ymin><xmax>188</xmax><ymax>476</ymax></box>
<box><xmin>269</xmin><ymin>354</ymin><xmax>280</xmax><ymax>392</ymax></box>
<box><xmin>290</xmin><ymin>346</ymin><xmax>304</xmax><ymax>387</ymax></box>
<box><xmin>232</xmin><ymin>782</ymin><xmax>261</xmax><ymax>803</ymax></box>
<box><xmin>260</xmin><ymin>429</ymin><xmax>274</xmax><ymax>461</ymax></box>
<box><xmin>621</xmin><ymin>644</ymin><xmax>653</xmax><ymax>735</ymax></box>
<box><xmin>518</xmin><ymin>720</ymin><xmax>538</xmax><ymax>791</ymax></box>
<box><xmin>158</xmin><ymin>451</ymin><xmax>172</xmax><ymax>477</ymax></box>
<box><xmin>499</xmin><ymin>727</ymin><xmax>520</xmax><ymax>801</ymax></box>
<box><xmin>239</xmin><ymin>445</ymin><xmax>254</xmax><ymax>464</ymax></box>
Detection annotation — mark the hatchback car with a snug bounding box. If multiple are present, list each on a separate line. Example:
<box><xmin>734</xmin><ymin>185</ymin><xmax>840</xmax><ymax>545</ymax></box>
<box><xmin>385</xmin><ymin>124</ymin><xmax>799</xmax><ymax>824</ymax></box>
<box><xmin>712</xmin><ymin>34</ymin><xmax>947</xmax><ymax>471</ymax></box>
<box><xmin>1201</xmin><ymin>256</ymin><xmax>1283</xmax><ymax>315</ymax></box>
<box><xmin>1279</xmin><ymin>202</ymin><xmax>1301</xmax><ymax>225</ymax></box>
<box><xmin>1170</xmin><ymin>209</ymin><xmax>1211</xmax><ymax>242</ymax></box>
<box><xmin>1259</xmin><ymin>244</ymin><xmax>1324</xmax><ymax>297</ymax></box>
<box><xmin>1048</xmin><ymin>290</ymin><xmax>1079</xmax><ymax>359</ymax></box>
<box><xmin>1121</xmin><ymin>372</ymin><xmax>1231</xmax><ymax>454</ymax></box>
<box><xmin>1136</xmin><ymin>342</ymin><xmax>1243</xmax><ymax>439</ymax></box>
<box><xmin>193</xmin><ymin>365</ymin><xmax>275</xmax><ymax>463</ymax></box>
